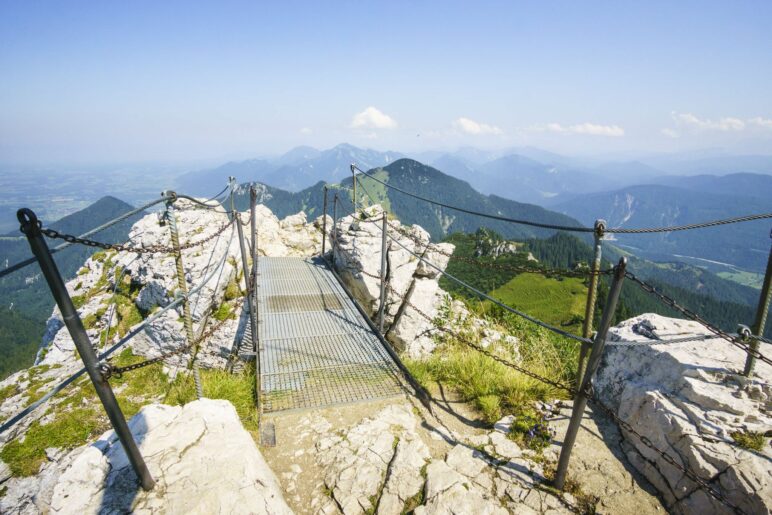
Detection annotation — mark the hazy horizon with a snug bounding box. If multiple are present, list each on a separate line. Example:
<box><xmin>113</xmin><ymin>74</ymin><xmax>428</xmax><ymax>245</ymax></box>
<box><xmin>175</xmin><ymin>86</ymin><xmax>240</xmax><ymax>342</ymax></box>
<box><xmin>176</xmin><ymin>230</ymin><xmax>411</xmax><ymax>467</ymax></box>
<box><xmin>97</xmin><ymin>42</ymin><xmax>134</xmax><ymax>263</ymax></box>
<box><xmin>2</xmin><ymin>1</ymin><xmax>772</xmax><ymax>165</ymax></box>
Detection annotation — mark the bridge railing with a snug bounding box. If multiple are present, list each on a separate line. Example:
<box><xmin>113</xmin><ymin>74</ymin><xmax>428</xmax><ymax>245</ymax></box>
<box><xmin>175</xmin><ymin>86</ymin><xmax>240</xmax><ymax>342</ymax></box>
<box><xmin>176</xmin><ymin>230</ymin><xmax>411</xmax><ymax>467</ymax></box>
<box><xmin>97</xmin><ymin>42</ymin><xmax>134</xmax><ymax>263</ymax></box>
<box><xmin>1</xmin><ymin>179</ymin><xmax>263</xmax><ymax>490</ymax></box>
<box><xmin>314</xmin><ymin>163</ymin><xmax>772</xmax><ymax>514</ymax></box>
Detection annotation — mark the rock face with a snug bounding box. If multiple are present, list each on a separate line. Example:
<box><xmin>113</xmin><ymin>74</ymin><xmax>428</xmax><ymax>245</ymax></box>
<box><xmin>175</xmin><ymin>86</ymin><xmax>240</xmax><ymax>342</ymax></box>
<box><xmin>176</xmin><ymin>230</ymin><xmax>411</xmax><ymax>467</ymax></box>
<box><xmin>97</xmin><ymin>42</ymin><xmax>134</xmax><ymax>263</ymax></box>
<box><xmin>310</xmin><ymin>404</ymin><xmax>572</xmax><ymax>515</ymax></box>
<box><xmin>13</xmin><ymin>399</ymin><xmax>291</xmax><ymax>514</ymax></box>
<box><xmin>595</xmin><ymin>313</ymin><xmax>772</xmax><ymax>515</ymax></box>
<box><xmin>0</xmin><ymin>198</ymin><xmax>327</xmax><ymax>509</ymax></box>
<box><xmin>331</xmin><ymin>205</ymin><xmax>454</xmax><ymax>358</ymax></box>
<box><xmin>24</xmin><ymin>197</ymin><xmax>326</xmax><ymax>374</ymax></box>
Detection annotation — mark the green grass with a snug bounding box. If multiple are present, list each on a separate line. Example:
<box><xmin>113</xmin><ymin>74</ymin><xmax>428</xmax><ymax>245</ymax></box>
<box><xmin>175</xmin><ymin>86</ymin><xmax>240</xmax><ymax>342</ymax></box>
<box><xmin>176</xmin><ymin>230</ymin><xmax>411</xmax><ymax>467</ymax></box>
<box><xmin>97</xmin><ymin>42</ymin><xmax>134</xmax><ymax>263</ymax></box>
<box><xmin>0</xmin><ymin>383</ymin><xmax>20</xmax><ymax>405</ymax></box>
<box><xmin>731</xmin><ymin>430</ymin><xmax>766</xmax><ymax>452</ymax></box>
<box><xmin>112</xmin><ymin>294</ymin><xmax>143</xmax><ymax>337</ymax></box>
<box><xmin>508</xmin><ymin>406</ymin><xmax>552</xmax><ymax>452</ymax></box>
<box><xmin>405</xmin><ymin>295</ymin><xmax>579</xmax><ymax>426</ymax></box>
<box><xmin>0</xmin><ymin>406</ymin><xmax>106</xmax><ymax>476</ymax></box>
<box><xmin>164</xmin><ymin>366</ymin><xmax>259</xmax><ymax>432</ymax></box>
<box><xmin>717</xmin><ymin>270</ymin><xmax>764</xmax><ymax>289</ymax></box>
<box><xmin>2</xmin><ymin>349</ymin><xmax>172</xmax><ymax>477</ymax></box>
<box><xmin>0</xmin><ymin>343</ymin><xmax>259</xmax><ymax>478</ymax></box>
<box><xmin>212</xmin><ymin>302</ymin><xmax>236</xmax><ymax>322</ymax></box>
<box><xmin>484</xmin><ymin>274</ymin><xmax>588</xmax><ymax>335</ymax></box>
<box><xmin>223</xmin><ymin>276</ymin><xmax>241</xmax><ymax>301</ymax></box>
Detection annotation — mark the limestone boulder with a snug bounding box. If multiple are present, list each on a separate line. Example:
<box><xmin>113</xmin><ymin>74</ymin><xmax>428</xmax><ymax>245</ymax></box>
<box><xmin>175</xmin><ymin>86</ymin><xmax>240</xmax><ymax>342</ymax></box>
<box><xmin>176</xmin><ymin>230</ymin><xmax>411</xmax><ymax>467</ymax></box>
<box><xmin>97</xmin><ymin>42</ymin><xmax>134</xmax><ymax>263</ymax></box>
<box><xmin>596</xmin><ymin>313</ymin><xmax>772</xmax><ymax>515</ymax></box>
<box><xmin>331</xmin><ymin>205</ymin><xmax>454</xmax><ymax>357</ymax></box>
<box><xmin>47</xmin><ymin>399</ymin><xmax>292</xmax><ymax>514</ymax></box>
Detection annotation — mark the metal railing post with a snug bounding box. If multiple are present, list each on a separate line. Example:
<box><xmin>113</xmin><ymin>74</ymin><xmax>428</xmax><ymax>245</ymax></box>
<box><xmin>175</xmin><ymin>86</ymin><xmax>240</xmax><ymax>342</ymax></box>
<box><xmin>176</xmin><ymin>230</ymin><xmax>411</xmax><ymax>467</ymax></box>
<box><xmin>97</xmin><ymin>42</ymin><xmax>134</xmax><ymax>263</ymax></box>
<box><xmin>577</xmin><ymin>219</ymin><xmax>605</xmax><ymax>387</ymax></box>
<box><xmin>350</xmin><ymin>164</ymin><xmax>357</xmax><ymax>214</ymax></box>
<box><xmin>16</xmin><ymin>208</ymin><xmax>155</xmax><ymax>491</ymax></box>
<box><xmin>554</xmin><ymin>257</ymin><xmax>627</xmax><ymax>490</ymax></box>
<box><xmin>236</xmin><ymin>210</ymin><xmax>259</xmax><ymax>367</ymax></box>
<box><xmin>322</xmin><ymin>186</ymin><xmax>328</xmax><ymax>257</ymax></box>
<box><xmin>165</xmin><ymin>194</ymin><xmax>203</xmax><ymax>399</ymax></box>
<box><xmin>249</xmin><ymin>185</ymin><xmax>261</xmax><ymax>417</ymax></box>
<box><xmin>744</xmin><ymin>229</ymin><xmax>772</xmax><ymax>376</ymax></box>
<box><xmin>332</xmin><ymin>194</ymin><xmax>339</xmax><ymax>269</ymax></box>
<box><xmin>377</xmin><ymin>213</ymin><xmax>388</xmax><ymax>333</ymax></box>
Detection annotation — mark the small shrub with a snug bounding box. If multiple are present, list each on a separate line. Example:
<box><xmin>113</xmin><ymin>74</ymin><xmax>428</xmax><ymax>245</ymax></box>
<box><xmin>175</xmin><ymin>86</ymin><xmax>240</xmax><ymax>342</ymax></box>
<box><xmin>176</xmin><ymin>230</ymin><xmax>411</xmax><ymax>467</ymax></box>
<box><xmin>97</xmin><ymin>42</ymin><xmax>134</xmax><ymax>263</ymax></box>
<box><xmin>731</xmin><ymin>430</ymin><xmax>766</xmax><ymax>452</ymax></box>
<box><xmin>223</xmin><ymin>277</ymin><xmax>241</xmax><ymax>301</ymax></box>
<box><xmin>509</xmin><ymin>407</ymin><xmax>554</xmax><ymax>452</ymax></box>
<box><xmin>212</xmin><ymin>303</ymin><xmax>236</xmax><ymax>322</ymax></box>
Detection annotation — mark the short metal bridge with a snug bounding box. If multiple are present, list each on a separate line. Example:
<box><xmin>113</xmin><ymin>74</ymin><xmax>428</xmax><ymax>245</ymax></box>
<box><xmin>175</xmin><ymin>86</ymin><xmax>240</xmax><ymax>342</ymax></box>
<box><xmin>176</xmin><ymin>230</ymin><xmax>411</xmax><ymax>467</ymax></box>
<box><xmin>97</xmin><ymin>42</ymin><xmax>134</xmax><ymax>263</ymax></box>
<box><xmin>256</xmin><ymin>256</ymin><xmax>404</xmax><ymax>412</ymax></box>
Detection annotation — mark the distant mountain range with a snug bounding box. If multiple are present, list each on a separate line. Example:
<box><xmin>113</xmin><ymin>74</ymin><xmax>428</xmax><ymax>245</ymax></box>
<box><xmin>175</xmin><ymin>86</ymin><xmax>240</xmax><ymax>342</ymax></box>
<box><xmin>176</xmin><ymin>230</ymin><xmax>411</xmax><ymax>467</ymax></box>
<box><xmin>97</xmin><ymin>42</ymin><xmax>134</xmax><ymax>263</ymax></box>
<box><xmin>554</xmin><ymin>183</ymin><xmax>771</xmax><ymax>272</ymax></box>
<box><xmin>177</xmin><ymin>143</ymin><xmax>402</xmax><ymax>195</ymax></box>
<box><xmin>235</xmin><ymin>158</ymin><xmax>590</xmax><ymax>243</ymax></box>
<box><xmin>232</xmin><ymin>157</ymin><xmax>762</xmax><ymax>305</ymax></box>
<box><xmin>184</xmin><ymin>146</ymin><xmax>771</xmax><ymax>262</ymax></box>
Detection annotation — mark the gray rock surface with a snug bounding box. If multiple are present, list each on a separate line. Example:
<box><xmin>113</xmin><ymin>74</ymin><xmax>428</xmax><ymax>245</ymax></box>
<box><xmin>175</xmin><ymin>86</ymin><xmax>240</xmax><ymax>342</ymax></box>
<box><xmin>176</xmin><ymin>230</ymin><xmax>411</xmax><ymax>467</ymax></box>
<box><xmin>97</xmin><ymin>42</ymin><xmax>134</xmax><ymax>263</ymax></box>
<box><xmin>596</xmin><ymin>313</ymin><xmax>772</xmax><ymax>515</ymax></box>
<box><xmin>46</xmin><ymin>399</ymin><xmax>292</xmax><ymax>514</ymax></box>
<box><xmin>307</xmin><ymin>404</ymin><xmax>573</xmax><ymax>515</ymax></box>
<box><xmin>330</xmin><ymin>205</ymin><xmax>455</xmax><ymax>357</ymax></box>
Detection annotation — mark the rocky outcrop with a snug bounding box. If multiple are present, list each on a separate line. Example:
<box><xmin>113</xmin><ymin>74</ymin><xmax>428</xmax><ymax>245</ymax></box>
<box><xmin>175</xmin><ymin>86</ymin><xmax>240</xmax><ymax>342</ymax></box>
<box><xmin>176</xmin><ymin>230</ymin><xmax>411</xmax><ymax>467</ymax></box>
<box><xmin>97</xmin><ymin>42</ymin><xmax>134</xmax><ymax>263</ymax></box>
<box><xmin>30</xmin><ymin>198</ymin><xmax>327</xmax><ymax>372</ymax></box>
<box><xmin>1</xmin><ymin>399</ymin><xmax>292</xmax><ymax>514</ymax></box>
<box><xmin>331</xmin><ymin>205</ymin><xmax>454</xmax><ymax>358</ymax></box>
<box><xmin>0</xmin><ymin>198</ymin><xmax>328</xmax><ymax>477</ymax></box>
<box><xmin>309</xmin><ymin>404</ymin><xmax>572</xmax><ymax>515</ymax></box>
<box><xmin>595</xmin><ymin>313</ymin><xmax>772</xmax><ymax>515</ymax></box>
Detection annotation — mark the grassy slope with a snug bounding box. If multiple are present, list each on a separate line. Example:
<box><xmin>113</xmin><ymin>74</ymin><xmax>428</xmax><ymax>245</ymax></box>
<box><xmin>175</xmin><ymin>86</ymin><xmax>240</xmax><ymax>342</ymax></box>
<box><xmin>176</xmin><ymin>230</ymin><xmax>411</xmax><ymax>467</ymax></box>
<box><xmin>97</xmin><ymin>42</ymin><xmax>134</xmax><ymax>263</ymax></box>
<box><xmin>717</xmin><ymin>270</ymin><xmax>764</xmax><ymax>290</ymax></box>
<box><xmin>409</xmin><ymin>230</ymin><xmax>585</xmax><ymax>429</ymax></box>
<box><xmin>0</xmin><ymin>348</ymin><xmax>258</xmax><ymax>477</ymax></box>
<box><xmin>485</xmin><ymin>274</ymin><xmax>587</xmax><ymax>335</ymax></box>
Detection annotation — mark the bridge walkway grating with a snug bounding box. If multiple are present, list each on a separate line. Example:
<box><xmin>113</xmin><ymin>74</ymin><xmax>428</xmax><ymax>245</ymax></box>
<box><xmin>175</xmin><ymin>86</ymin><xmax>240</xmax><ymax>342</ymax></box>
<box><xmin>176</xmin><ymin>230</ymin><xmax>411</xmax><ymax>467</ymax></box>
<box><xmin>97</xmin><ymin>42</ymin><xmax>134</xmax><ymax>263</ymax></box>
<box><xmin>257</xmin><ymin>256</ymin><xmax>404</xmax><ymax>412</ymax></box>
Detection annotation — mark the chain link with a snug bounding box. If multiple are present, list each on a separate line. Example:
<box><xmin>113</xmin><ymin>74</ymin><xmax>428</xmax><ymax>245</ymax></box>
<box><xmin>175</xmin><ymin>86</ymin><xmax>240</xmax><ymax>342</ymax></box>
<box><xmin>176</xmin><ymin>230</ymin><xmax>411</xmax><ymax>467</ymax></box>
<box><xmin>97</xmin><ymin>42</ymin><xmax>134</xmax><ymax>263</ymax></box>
<box><xmin>352</xmin><ymin>164</ymin><xmax>771</xmax><ymax>235</ymax></box>
<box><xmin>393</xmin><ymin>277</ymin><xmax>745</xmax><ymax>513</ymax></box>
<box><xmin>588</xmin><ymin>395</ymin><xmax>746</xmax><ymax>514</ymax></box>
<box><xmin>625</xmin><ymin>271</ymin><xmax>772</xmax><ymax>368</ymax></box>
<box><xmin>388</xmin><ymin>282</ymin><xmax>577</xmax><ymax>395</ymax></box>
<box><xmin>103</xmin><ymin>297</ymin><xmax>246</xmax><ymax>376</ymax></box>
<box><xmin>40</xmin><ymin>217</ymin><xmax>234</xmax><ymax>255</ymax></box>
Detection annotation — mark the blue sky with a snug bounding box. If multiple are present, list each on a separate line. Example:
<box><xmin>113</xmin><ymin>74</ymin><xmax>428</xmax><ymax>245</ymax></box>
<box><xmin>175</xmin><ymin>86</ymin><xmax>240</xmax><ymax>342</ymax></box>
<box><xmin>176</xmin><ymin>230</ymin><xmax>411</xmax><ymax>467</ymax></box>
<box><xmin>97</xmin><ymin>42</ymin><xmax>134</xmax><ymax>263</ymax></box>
<box><xmin>1</xmin><ymin>1</ymin><xmax>771</xmax><ymax>164</ymax></box>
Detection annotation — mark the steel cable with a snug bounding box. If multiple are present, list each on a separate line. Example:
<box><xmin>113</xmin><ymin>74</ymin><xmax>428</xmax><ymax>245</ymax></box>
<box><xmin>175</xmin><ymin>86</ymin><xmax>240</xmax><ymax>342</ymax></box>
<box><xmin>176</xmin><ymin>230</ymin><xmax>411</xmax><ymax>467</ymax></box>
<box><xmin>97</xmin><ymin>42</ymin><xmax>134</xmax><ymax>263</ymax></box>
<box><xmin>354</xmin><ymin>176</ymin><xmax>610</xmax><ymax>279</ymax></box>
<box><xmin>353</xmin><ymin>164</ymin><xmax>772</xmax><ymax>235</ymax></box>
<box><xmin>606</xmin><ymin>213</ymin><xmax>772</xmax><ymax>234</ymax></box>
<box><xmin>0</xmin><ymin>195</ymin><xmax>171</xmax><ymax>279</ymax></box>
<box><xmin>351</xmin><ymin>175</ymin><xmax>751</xmax><ymax>514</ymax></box>
<box><xmin>625</xmin><ymin>271</ymin><xmax>772</xmax><ymax>368</ymax></box>
<box><xmin>355</xmin><ymin>210</ymin><xmax>591</xmax><ymax>345</ymax></box>
<box><xmin>352</xmin><ymin>165</ymin><xmax>594</xmax><ymax>233</ymax></box>
<box><xmin>0</xmin><ymin>219</ymin><xmax>237</xmax><ymax>434</ymax></box>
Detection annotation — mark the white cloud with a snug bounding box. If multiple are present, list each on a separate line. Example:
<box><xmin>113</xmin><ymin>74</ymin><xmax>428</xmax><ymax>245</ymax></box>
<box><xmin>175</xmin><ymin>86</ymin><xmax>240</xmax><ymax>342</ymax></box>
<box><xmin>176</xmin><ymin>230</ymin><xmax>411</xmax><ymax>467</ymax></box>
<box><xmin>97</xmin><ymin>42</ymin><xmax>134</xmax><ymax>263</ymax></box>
<box><xmin>539</xmin><ymin>122</ymin><xmax>624</xmax><ymax>137</ymax></box>
<box><xmin>299</xmin><ymin>127</ymin><xmax>312</xmax><ymax>135</ymax></box>
<box><xmin>749</xmin><ymin>117</ymin><xmax>772</xmax><ymax>128</ymax></box>
<box><xmin>452</xmin><ymin>117</ymin><xmax>503</xmax><ymax>136</ymax></box>
<box><xmin>661</xmin><ymin>128</ymin><xmax>680</xmax><ymax>138</ymax></box>
<box><xmin>350</xmin><ymin>106</ymin><xmax>398</xmax><ymax>130</ymax></box>
<box><xmin>672</xmin><ymin>112</ymin><xmax>745</xmax><ymax>131</ymax></box>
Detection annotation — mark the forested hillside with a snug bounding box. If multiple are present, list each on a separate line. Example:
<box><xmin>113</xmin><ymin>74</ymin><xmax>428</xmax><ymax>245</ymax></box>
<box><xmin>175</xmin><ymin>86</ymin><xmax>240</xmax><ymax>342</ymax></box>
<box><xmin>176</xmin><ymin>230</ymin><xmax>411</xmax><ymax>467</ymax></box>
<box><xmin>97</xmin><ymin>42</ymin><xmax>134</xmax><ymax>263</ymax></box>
<box><xmin>235</xmin><ymin>159</ymin><xmax>591</xmax><ymax>243</ymax></box>
<box><xmin>442</xmin><ymin>230</ymin><xmax>769</xmax><ymax>339</ymax></box>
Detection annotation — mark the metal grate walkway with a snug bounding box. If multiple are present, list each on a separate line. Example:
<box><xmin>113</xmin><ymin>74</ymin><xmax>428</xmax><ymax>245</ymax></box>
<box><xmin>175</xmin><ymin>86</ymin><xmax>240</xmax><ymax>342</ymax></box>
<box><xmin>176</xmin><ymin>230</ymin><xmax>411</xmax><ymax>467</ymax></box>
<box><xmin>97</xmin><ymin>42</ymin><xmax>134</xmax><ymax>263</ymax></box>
<box><xmin>257</xmin><ymin>257</ymin><xmax>404</xmax><ymax>412</ymax></box>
